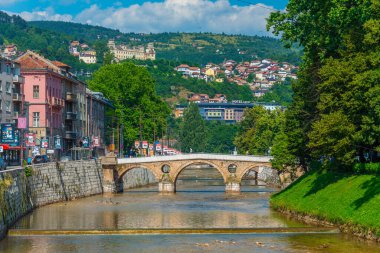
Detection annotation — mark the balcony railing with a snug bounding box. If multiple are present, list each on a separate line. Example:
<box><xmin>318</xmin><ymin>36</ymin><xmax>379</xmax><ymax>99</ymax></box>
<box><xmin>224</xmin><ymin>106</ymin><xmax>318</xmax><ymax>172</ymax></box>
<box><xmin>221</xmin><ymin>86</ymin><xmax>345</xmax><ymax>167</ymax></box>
<box><xmin>66</xmin><ymin>112</ymin><xmax>77</xmax><ymax>121</ymax></box>
<box><xmin>66</xmin><ymin>92</ymin><xmax>77</xmax><ymax>102</ymax></box>
<box><xmin>12</xmin><ymin>75</ymin><xmax>25</xmax><ymax>84</ymax></box>
<box><xmin>50</xmin><ymin>97</ymin><xmax>64</xmax><ymax>107</ymax></box>
<box><xmin>64</xmin><ymin>131</ymin><xmax>77</xmax><ymax>140</ymax></box>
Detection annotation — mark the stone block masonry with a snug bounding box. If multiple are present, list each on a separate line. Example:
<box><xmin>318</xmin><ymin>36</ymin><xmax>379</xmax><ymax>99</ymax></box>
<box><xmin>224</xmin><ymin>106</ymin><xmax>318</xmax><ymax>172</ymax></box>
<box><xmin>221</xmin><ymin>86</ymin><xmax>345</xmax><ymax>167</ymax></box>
<box><xmin>0</xmin><ymin>160</ymin><xmax>104</xmax><ymax>240</ymax></box>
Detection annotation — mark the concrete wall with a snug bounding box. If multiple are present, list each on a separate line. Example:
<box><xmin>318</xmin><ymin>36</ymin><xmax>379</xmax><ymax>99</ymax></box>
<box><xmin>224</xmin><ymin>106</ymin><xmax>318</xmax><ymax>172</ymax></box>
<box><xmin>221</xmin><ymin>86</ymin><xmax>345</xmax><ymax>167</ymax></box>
<box><xmin>0</xmin><ymin>160</ymin><xmax>103</xmax><ymax>239</ymax></box>
<box><xmin>121</xmin><ymin>168</ymin><xmax>157</xmax><ymax>190</ymax></box>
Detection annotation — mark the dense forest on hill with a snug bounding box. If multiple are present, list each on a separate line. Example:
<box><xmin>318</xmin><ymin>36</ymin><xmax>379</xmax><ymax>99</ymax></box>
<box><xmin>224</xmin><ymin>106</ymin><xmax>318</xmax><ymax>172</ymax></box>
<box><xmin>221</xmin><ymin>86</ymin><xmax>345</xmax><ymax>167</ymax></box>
<box><xmin>29</xmin><ymin>21</ymin><xmax>302</xmax><ymax>65</ymax></box>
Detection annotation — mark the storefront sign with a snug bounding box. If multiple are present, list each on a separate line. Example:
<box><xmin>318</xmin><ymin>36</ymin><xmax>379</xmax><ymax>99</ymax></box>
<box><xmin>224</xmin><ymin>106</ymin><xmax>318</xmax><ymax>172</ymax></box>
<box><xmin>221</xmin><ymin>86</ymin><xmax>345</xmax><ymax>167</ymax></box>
<box><xmin>17</xmin><ymin>117</ymin><xmax>27</xmax><ymax>129</ymax></box>
<box><xmin>54</xmin><ymin>136</ymin><xmax>62</xmax><ymax>149</ymax></box>
<box><xmin>25</xmin><ymin>133</ymin><xmax>36</xmax><ymax>147</ymax></box>
<box><xmin>1</xmin><ymin>124</ymin><xmax>15</xmax><ymax>144</ymax></box>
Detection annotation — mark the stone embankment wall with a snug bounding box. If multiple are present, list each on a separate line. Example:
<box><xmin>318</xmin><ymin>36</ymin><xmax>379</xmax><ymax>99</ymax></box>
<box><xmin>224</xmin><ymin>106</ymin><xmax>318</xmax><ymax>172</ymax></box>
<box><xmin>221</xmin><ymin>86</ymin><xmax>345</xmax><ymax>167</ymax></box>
<box><xmin>0</xmin><ymin>161</ymin><xmax>159</xmax><ymax>240</ymax></box>
<box><xmin>0</xmin><ymin>160</ymin><xmax>104</xmax><ymax>240</ymax></box>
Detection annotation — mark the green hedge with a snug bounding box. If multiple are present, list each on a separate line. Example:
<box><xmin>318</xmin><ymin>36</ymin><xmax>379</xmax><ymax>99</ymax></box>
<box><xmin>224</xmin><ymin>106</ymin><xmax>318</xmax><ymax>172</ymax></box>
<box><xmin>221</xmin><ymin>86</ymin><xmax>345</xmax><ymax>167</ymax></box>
<box><xmin>353</xmin><ymin>163</ymin><xmax>380</xmax><ymax>175</ymax></box>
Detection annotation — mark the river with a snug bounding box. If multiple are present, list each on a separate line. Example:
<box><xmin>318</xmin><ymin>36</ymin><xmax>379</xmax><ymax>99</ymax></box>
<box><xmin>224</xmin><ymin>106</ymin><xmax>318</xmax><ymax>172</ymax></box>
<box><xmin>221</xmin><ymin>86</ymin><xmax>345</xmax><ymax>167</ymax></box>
<box><xmin>0</xmin><ymin>167</ymin><xmax>379</xmax><ymax>252</ymax></box>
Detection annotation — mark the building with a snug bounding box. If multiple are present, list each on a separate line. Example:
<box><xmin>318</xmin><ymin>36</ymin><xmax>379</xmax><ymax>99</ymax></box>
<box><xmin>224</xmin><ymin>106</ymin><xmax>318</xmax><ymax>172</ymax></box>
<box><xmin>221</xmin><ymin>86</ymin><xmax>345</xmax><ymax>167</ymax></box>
<box><xmin>79</xmin><ymin>53</ymin><xmax>97</xmax><ymax>64</ymax></box>
<box><xmin>16</xmin><ymin>51</ymin><xmax>87</xmax><ymax>154</ymax></box>
<box><xmin>86</xmin><ymin>89</ymin><xmax>114</xmax><ymax>156</ymax></box>
<box><xmin>107</xmin><ymin>39</ymin><xmax>155</xmax><ymax>61</ymax></box>
<box><xmin>175</xmin><ymin>102</ymin><xmax>255</xmax><ymax>123</ymax></box>
<box><xmin>0</xmin><ymin>57</ymin><xmax>25</xmax><ymax>165</ymax></box>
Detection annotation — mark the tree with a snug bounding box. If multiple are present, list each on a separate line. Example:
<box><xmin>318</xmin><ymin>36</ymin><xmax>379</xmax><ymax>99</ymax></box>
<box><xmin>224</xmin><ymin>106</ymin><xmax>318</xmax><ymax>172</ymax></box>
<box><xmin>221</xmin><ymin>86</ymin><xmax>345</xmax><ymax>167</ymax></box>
<box><xmin>179</xmin><ymin>103</ymin><xmax>206</xmax><ymax>153</ymax></box>
<box><xmin>89</xmin><ymin>62</ymin><xmax>170</xmax><ymax>148</ymax></box>
<box><xmin>234</xmin><ymin>106</ymin><xmax>283</xmax><ymax>155</ymax></box>
<box><xmin>267</xmin><ymin>0</ymin><xmax>380</xmax><ymax>168</ymax></box>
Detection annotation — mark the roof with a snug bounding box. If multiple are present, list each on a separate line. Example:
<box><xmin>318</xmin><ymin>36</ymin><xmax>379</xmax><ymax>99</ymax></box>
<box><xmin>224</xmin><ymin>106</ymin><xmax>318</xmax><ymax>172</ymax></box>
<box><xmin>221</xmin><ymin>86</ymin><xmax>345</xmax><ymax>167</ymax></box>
<box><xmin>52</xmin><ymin>61</ymin><xmax>71</xmax><ymax>68</ymax></box>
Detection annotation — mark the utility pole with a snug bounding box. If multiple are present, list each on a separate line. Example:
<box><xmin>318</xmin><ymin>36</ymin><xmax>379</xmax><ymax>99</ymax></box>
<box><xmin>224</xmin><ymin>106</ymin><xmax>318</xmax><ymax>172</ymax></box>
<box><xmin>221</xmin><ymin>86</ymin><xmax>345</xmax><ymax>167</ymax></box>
<box><xmin>139</xmin><ymin>112</ymin><xmax>142</xmax><ymax>156</ymax></box>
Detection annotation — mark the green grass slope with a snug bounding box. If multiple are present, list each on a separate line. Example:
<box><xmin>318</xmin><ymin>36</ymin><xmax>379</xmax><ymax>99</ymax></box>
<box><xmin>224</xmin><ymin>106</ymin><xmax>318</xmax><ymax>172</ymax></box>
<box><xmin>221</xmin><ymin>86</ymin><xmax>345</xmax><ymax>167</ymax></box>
<box><xmin>271</xmin><ymin>170</ymin><xmax>380</xmax><ymax>236</ymax></box>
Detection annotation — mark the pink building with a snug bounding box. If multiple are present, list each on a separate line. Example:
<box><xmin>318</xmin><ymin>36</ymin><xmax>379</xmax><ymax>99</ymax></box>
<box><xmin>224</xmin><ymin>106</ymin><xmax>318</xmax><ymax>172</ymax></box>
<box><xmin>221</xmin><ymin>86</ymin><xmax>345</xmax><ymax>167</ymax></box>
<box><xmin>17</xmin><ymin>51</ymin><xmax>87</xmax><ymax>152</ymax></box>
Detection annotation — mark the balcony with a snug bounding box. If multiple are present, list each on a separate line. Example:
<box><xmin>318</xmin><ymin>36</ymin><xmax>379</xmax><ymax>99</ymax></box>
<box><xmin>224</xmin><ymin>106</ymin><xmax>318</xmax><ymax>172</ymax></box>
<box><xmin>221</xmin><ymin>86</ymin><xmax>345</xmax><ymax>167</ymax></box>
<box><xmin>12</xmin><ymin>75</ymin><xmax>25</xmax><ymax>84</ymax></box>
<box><xmin>66</xmin><ymin>92</ymin><xmax>77</xmax><ymax>102</ymax></box>
<box><xmin>64</xmin><ymin>131</ymin><xmax>77</xmax><ymax>140</ymax></box>
<box><xmin>65</xmin><ymin>112</ymin><xmax>77</xmax><ymax>121</ymax></box>
<box><xmin>50</xmin><ymin>97</ymin><xmax>64</xmax><ymax>108</ymax></box>
<box><xmin>12</xmin><ymin>93</ymin><xmax>22</xmax><ymax>102</ymax></box>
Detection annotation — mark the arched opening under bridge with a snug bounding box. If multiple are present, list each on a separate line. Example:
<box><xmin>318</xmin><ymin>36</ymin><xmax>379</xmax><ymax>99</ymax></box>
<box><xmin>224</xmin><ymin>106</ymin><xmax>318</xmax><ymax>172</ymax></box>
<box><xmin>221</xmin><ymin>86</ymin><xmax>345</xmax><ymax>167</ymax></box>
<box><xmin>174</xmin><ymin>162</ymin><xmax>225</xmax><ymax>192</ymax></box>
<box><xmin>118</xmin><ymin>166</ymin><xmax>159</xmax><ymax>192</ymax></box>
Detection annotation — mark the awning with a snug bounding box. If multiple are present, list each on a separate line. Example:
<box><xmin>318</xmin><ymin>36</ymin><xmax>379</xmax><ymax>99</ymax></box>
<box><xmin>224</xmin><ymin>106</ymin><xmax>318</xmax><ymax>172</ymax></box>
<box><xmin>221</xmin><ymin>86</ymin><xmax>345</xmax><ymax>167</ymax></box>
<box><xmin>0</xmin><ymin>144</ymin><xmax>10</xmax><ymax>150</ymax></box>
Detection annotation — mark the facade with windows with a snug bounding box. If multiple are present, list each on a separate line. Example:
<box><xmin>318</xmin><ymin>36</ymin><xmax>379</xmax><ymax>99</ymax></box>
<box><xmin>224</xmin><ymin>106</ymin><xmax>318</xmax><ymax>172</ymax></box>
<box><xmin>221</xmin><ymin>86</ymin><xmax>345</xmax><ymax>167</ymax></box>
<box><xmin>0</xmin><ymin>57</ymin><xmax>16</xmax><ymax>123</ymax></box>
<box><xmin>17</xmin><ymin>51</ymin><xmax>87</xmax><ymax>152</ymax></box>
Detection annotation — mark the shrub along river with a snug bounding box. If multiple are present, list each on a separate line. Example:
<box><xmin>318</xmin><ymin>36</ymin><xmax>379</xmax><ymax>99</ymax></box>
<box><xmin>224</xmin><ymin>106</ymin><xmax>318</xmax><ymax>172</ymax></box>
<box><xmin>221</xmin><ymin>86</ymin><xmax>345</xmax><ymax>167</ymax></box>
<box><xmin>0</xmin><ymin>167</ymin><xmax>379</xmax><ymax>252</ymax></box>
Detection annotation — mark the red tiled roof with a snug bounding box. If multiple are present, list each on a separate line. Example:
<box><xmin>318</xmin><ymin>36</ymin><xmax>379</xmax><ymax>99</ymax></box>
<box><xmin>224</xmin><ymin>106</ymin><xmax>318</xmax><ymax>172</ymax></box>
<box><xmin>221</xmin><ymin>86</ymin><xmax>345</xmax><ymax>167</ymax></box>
<box><xmin>52</xmin><ymin>61</ymin><xmax>71</xmax><ymax>68</ymax></box>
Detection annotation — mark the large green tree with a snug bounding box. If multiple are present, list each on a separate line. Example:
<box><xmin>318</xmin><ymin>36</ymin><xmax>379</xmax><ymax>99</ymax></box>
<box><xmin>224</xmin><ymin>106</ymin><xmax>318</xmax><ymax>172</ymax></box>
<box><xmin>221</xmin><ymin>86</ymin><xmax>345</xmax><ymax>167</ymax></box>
<box><xmin>234</xmin><ymin>106</ymin><xmax>284</xmax><ymax>155</ymax></box>
<box><xmin>267</xmin><ymin>0</ymin><xmax>380</xmax><ymax>169</ymax></box>
<box><xmin>179</xmin><ymin>103</ymin><xmax>207</xmax><ymax>153</ymax></box>
<box><xmin>89</xmin><ymin>62</ymin><xmax>170</xmax><ymax>148</ymax></box>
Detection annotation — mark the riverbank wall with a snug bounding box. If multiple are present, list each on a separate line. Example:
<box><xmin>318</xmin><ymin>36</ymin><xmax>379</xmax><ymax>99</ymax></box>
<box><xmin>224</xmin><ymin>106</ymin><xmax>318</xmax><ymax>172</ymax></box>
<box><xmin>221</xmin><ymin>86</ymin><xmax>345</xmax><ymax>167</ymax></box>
<box><xmin>0</xmin><ymin>161</ymin><xmax>157</xmax><ymax>240</ymax></box>
<box><xmin>271</xmin><ymin>170</ymin><xmax>380</xmax><ymax>242</ymax></box>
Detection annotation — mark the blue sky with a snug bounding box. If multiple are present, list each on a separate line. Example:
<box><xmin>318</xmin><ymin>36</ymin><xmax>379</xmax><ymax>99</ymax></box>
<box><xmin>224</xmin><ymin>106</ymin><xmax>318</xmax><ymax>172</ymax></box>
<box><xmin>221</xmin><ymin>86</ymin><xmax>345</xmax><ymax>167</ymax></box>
<box><xmin>0</xmin><ymin>0</ymin><xmax>289</xmax><ymax>35</ymax></box>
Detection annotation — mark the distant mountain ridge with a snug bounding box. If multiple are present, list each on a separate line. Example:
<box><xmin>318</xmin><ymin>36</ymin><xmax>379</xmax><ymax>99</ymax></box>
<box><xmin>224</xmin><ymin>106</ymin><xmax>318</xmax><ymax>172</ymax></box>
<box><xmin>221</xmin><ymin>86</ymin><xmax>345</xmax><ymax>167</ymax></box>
<box><xmin>28</xmin><ymin>21</ymin><xmax>302</xmax><ymax>65</ymax></box>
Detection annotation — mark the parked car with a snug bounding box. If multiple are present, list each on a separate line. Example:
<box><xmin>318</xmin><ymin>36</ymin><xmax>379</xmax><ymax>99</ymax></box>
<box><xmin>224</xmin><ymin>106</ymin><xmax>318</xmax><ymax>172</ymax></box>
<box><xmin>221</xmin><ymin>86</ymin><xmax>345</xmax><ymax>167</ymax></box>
<box><xmin>0</xmin><ymin>158</ymin><xmax>7</xmax><ymax>170</ymax></box>
<box><xmin>32</xmin><ymin>155</ymin><xmax>49</xmax><ymax>164</ymax></box>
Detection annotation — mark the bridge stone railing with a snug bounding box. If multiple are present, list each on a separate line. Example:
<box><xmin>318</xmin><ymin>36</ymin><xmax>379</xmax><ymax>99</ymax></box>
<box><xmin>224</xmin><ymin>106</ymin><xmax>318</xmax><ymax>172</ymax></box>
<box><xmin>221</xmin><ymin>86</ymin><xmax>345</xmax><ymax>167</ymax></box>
<box><xmin>118</xmin><ymin>153</ymin><xmax>272</xmax><ymax>164</ymax></box>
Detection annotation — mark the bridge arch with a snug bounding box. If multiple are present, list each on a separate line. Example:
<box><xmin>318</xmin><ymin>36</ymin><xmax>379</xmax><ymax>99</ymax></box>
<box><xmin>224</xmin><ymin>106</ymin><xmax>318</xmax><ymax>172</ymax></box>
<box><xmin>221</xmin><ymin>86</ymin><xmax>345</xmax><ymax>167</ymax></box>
<box><xmin>171</xmin><ymin>160</ymin><xmax>228</xmax><ymax>184</ymax></box>
<box><xmin>118</xmin><ymin>164</ymin><xmax>161</xmax><ymax>182</ymax></box>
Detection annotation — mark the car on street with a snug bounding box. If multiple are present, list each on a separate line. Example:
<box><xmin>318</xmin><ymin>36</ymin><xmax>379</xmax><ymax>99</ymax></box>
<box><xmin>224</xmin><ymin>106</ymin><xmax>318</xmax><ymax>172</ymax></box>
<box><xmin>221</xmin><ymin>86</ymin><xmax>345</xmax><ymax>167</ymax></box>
<box><xmin>32</xmin><ymin>155</ymin><xmax>49</xmax><ymax>164</ymax></box>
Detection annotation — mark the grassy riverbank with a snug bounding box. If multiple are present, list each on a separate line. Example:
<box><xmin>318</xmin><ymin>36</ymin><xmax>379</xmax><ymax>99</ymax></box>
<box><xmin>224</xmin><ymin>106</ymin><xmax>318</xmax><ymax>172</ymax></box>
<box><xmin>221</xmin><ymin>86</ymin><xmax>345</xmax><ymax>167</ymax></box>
<box><xmin>271</xmin><ymin>170</ymin><xmax>380</xmax><ymax>238</ymax></box>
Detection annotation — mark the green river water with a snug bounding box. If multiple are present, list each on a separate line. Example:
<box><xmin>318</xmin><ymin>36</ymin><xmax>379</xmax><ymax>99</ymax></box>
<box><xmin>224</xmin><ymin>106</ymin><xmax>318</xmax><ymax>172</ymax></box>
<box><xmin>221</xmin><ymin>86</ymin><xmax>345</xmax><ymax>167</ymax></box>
<box><xmin>0</xmin><ymin>168</ymin><xmax>379</xmax><ymax>253</ymax></box>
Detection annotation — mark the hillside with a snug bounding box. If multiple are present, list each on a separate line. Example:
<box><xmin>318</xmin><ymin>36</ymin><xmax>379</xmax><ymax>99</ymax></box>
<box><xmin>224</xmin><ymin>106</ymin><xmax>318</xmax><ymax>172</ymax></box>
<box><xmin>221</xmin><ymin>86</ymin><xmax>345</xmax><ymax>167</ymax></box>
<box><xmin>29</xmin><ymin>21</ymin><xmax>302</xmax><ymax>65</ymax></box>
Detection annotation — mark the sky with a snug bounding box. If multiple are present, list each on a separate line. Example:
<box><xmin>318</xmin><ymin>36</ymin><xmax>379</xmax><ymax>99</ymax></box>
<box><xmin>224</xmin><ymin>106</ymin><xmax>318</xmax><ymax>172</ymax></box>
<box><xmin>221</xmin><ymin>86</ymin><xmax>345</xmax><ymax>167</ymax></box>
<box><xmin>0</xmin><ymin>0</ymin><xmax>288</xmax><ymax>35</ymax></box>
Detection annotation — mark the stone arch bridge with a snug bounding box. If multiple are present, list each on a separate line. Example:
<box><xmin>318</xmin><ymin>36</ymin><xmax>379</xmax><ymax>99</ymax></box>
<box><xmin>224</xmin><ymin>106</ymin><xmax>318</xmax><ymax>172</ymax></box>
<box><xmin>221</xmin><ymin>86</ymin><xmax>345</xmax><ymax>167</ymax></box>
<box><xmin>101</xmin><ymin>154</ymin><xmax>275</xmax><ymax>193</ymax></box>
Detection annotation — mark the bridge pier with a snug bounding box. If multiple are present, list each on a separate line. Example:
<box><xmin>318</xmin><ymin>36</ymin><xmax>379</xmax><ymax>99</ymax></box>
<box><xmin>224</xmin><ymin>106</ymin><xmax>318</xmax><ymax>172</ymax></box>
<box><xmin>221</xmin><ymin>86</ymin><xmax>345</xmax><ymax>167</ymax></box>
<box><xmin>225</xmin><ymin>182</ymin><xmax>241</xmax><ymax>193</ymax></box>
<box><xmin>101</xmin><ymin>153</ymin><xmax>121</xmax><ymax>193</ymax></box>
<box><xmin>158</xmin><ymin>173</ymin><xmax>175</xmax><ymax>193</ymax></box>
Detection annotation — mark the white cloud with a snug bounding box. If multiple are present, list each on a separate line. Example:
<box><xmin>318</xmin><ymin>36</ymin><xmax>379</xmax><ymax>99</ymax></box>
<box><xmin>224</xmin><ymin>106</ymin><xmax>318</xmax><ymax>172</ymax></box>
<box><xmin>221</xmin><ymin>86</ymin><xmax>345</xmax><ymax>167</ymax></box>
<box><xmin>0</xmin><ymin>0</ymin><xmax>25</xmax><ymax>6</ymax></box>
<box><xmin>18</xmin><ymin>7</ymin><xmax>73</xmax><ymax>22</ymax></box>
<box><xmin>12</xmin><ymin>0</ymin><xmax>276</xmax><ymax>35</ymax></box>
<box><xmin>75</xmin><ymin>0</ymin><xmax>274</xmax><ymax>35</ymax></box>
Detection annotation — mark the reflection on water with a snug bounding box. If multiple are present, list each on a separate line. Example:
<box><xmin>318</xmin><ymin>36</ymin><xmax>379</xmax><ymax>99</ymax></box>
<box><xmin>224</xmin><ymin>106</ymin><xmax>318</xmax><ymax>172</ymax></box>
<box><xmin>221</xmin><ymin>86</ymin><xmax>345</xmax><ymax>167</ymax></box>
<box><xmin>1</xmin><ymin>167</ymin><xmax>379</xmax><ymax>253</ymax></box>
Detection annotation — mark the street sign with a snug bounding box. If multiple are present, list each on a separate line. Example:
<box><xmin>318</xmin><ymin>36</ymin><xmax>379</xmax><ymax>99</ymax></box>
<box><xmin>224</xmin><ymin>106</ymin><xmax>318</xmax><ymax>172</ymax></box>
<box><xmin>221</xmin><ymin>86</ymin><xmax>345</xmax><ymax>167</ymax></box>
<box><xmin>82</xmin><ymin>136</ymin><xmax>90</xmax><ymax>148</ymax></box>
<box><xmin>142</xmin><ymin>141</ymin><xmax>148</xmax><ymax>149</ymax></box>
<box><xmin>92</xmin><ymin>136</ymin><xmax>100</xmax><ymax>147</ymax></box>
<box><xmin>0</xmin><ymin>146</ymin><xmax>3</xmax><ymax>153</ymax></box>
<box><xmin>41</xmin><ymin>137</ymin><xmax>49</xmax><ymax>148</ymax></box>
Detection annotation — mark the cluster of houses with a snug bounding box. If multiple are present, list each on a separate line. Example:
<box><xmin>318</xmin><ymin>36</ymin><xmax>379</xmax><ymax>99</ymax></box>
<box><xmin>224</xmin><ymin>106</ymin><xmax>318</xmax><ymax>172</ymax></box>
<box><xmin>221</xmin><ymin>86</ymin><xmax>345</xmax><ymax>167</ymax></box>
<box><xmin>69</xmin><ymin>41</ymin><xmax>97</xmax><ymax>64</ymax></box>
<box><xmin>175</xmin><ymin>59</ymin><xmax>298</xmax><ymax>97</ymax></box>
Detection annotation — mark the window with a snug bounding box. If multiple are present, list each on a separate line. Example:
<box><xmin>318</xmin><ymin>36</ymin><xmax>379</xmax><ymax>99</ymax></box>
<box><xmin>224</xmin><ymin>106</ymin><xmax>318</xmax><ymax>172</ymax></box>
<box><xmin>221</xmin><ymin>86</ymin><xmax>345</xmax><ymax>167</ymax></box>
<box><xmin>5</xmin><ymin>101</ymin><xmax>10</xmax><ymax>112</ymax></box>
<box><xmin>0</xmin><ymin>99</ymin><xmax>2</xmax><ymax>110</ymax></box>
<box><xmin>33</xmin><ymin>112</ymin><xmax>40</xmax><ymax>127</ymax></box>
<box><xmin>33</xmin><ymin>85</ymin><xmax>39</xmax><ymax>98</ymax></box>
<box><xmin>5</xmin><ymin>82</ymin><xmax>11</xmax><ymax>93</ymax></box>
<box><xmin>5</xmin><ymin>64</ymin><xmax>11</xmax><ymax>75</ymax></box>
<box><xmin>0</xmin><ymin>80</ymin><xmax>2</xmax><ymax>91</ymax></box>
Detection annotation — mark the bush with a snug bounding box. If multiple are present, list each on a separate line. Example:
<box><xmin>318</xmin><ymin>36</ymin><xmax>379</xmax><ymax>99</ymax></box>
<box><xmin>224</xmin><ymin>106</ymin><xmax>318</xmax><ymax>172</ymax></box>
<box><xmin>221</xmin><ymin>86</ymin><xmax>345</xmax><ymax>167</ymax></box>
<box><xmin>353</xmin><ymin>163</ymin><xmax>380</xmax><ymax>174</ymax></box>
